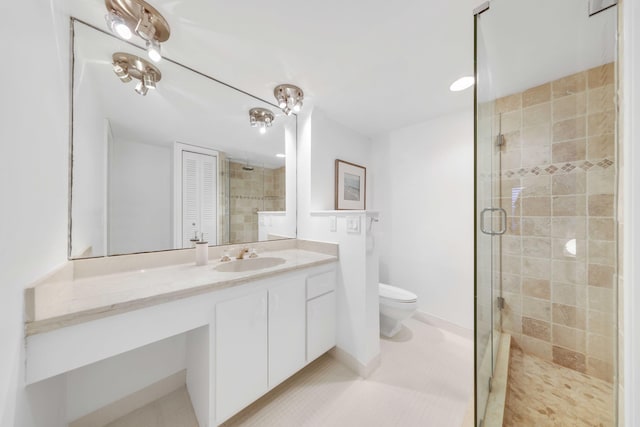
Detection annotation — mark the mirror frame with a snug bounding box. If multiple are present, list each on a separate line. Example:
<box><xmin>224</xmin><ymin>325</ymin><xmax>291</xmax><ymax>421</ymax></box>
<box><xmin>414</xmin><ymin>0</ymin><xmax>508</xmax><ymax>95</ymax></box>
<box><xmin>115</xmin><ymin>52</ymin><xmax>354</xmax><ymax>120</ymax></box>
<box><xmin>67</xmin><ymin>17</ymin><xmax>298</xmax><ymax>260</ymax></box>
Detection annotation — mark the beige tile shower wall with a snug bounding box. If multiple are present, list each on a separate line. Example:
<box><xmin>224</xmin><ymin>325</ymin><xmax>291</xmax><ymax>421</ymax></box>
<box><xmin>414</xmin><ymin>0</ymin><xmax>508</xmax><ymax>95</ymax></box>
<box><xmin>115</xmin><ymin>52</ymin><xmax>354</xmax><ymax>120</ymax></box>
<box><xmin>229</xmin><ymin>162</ymin><xmax>285</xmax><ymax>244</ymax></box>
<box><xmin>497</xmin><ymin>63</ymin><xmax>617</xmax><ymax>382</ymax></box>
<box><xmin>219</xmin><ymin>152</ymin><xmax>229</xmax><ymax>245</ymax></box>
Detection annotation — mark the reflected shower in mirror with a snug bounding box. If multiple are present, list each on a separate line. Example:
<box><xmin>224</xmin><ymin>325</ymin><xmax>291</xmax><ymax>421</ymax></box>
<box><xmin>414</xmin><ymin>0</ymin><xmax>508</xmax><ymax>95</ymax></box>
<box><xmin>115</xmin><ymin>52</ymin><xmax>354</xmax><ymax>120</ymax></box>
<box><xmin>70</xmin><ymin>20</ymin><xmax>296</xmax><ymax>259</ymax></box>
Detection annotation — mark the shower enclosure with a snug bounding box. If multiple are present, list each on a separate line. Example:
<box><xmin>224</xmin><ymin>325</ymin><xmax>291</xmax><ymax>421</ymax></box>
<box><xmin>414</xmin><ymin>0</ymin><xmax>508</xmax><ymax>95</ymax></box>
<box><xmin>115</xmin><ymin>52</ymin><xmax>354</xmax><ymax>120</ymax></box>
<box><xmin>474</xmin><ymin>0</ymin><xmax>619</xmax><ymax>425</ymax></box>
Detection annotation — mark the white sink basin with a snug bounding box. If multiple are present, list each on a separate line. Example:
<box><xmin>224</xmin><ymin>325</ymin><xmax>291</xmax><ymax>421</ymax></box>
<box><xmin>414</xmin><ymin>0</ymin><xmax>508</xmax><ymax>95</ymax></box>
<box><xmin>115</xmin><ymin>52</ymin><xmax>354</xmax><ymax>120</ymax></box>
<box><xmin>215</xmin><ymin>257</ymin><xmax>286</xmax><ymax>273</ymax></box>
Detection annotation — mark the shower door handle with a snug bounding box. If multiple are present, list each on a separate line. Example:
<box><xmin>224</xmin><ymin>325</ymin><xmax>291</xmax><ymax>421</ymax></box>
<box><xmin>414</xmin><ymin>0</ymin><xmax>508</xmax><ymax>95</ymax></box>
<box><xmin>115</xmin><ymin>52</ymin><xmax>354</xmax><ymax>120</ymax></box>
<box><xmin>480</xmin><ymin>207</ymin><xmax>507</xmax><ymax>235</ymax></box>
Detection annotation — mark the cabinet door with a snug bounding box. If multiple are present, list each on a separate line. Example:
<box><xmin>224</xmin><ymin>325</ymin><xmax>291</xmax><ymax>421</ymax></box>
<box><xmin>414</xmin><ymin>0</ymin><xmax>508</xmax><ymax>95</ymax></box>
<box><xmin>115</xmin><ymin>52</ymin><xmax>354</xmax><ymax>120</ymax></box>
<box><xmin>215</xmin><ymin>291</ymin><xmax>268</xmax><ymax>423</ymax></box>
<box><xmin>307</xmin><ymin>292</ymin><xmax>336</xmax><ymax>362</ymax></box>
<box><xmin>268</xmin><ymin>277</ymin><xmax>306</xmax><ymax>388</ymax></box>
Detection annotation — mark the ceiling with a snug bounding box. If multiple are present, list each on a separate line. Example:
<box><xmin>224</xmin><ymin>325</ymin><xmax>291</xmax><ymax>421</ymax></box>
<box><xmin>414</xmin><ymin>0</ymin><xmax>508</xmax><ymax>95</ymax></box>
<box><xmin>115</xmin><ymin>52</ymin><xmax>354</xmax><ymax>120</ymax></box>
<box><xmin>60</xmin><ymin>0</ymin><xmax>476</xmax><ymax>138</ymax></box>
<box><xmin>59</xmin><ymin>0</ymin><xmax>616</xmax><ymax>138</ymax></box>
<box><xmin>478</xmin><ymin>0</ymin><xmax>617</xmax><ymax>100</ymax></box>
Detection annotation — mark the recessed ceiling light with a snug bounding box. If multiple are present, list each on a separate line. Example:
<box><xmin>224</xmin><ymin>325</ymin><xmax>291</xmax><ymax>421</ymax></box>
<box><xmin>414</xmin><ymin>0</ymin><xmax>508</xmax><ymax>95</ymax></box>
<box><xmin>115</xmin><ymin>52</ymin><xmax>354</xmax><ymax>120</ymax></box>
<box><xmin>449</xmin><ymin>76</ymin><xmax>475</xmax><ymax>92</ymax></box>
<box><xmin>276</xmin><ymin>153</ymin><xmax>286</xmax><ymax>158</ymax></box>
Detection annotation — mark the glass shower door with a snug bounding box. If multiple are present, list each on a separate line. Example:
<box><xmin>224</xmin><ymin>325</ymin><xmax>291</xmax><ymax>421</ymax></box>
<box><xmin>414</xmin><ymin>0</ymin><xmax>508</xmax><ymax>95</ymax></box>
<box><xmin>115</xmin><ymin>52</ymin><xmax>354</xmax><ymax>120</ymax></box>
<box><xmin>474</xmin><ymin>6</ymin><xmax>503</xmax><ymax>425</ymax></box>
<box><xmin>474</xmin><ymin>0</ymin><xmax>618</xmax><ymax>425</ymax></box>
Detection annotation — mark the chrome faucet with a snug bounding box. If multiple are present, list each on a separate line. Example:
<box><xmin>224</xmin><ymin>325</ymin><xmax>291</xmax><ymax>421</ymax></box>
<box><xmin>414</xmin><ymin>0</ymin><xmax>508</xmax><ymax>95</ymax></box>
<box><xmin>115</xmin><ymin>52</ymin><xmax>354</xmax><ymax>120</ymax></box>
<box><xmin>236</xmin><ymin>248</ymin><xmax>249</xmax><ymax>260</ymax></box>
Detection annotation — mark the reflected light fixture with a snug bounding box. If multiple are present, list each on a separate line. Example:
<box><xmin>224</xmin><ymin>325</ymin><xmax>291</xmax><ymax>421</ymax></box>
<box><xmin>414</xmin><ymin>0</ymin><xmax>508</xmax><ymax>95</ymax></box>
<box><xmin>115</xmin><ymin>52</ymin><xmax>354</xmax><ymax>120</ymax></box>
<box><xmin>274</xmin><ymin>84</ymin><xmax>304</xmax><ymax>115</ymax></box>
<box><xmin>249</xmin><ymin>108</ymin><xmax>275</xmax><ymax>134</ymax></box>
<box><xmin>275</xmin><ymin>153</ymin><xmax>286</xmax><ymax>158</ymax></box>
<box><xmin>112</xmin><ymin>52</ymin><xmax>161</xmax><ymax>96</ymax></box>
<box><xmin>104</xmin><ymin>0</ymin><xmax>170</xmax><ymax>63</ymax></box>
<box><xmin>449</xmin><ymin>76</ymin><xmax>475</xmax><ymax>92</ymax></box>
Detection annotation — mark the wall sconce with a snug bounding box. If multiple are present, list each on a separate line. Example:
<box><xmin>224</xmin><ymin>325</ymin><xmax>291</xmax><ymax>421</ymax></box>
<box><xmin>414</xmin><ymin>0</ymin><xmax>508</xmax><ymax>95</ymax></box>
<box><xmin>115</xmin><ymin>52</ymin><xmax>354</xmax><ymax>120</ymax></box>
<box><xmin>104</xmin><ymin>0</ymin><xmax>170</xmax><ymax>63</ymax></box>
<box><xmin>249</xmin><ymin>108</ymin><xmax>275</xmax><ymax>134</ymax></box>
<box><xmin>273</xmin><ymin>84</ymin><xmax>304</xmax><ymax>115</ymax></box>
<box><xmin>112</xmin><ymin>52</ymin><xmax>162</xmax><ymax>96</ymax></box>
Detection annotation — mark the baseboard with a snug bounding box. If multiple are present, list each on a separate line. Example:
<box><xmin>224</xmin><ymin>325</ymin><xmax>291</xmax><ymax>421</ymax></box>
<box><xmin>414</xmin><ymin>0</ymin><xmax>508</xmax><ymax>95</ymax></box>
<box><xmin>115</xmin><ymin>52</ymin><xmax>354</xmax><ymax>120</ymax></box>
<box><xmin>413</xmin><ymin>311</ymin><xmax>474</xmax><ymax>340</ymax></box>
<box><xmin>69</xmin><ymin>369</ymin><xmax>187</xmax><ymax>427</ymax></box>
<box><xmin>329</xmin><ymin>346</ymin><xmax>381</xmax><ymax>379</ymax></box>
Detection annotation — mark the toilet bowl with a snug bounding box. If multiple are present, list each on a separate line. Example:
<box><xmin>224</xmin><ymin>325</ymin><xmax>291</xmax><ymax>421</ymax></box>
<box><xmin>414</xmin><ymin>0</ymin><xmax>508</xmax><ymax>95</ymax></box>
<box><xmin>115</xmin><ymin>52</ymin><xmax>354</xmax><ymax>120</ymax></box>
<box><xmin>379</xmin><ymin>283</ymin><xmax>418</xmax><ymax>338</ymax></box>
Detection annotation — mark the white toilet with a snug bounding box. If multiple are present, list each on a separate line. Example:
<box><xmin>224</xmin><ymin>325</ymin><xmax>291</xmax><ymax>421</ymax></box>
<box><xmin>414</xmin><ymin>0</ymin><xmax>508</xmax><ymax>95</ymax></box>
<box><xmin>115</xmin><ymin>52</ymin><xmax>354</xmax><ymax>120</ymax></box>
<box><xmin>379</xmin><ymin>283</ymin><xmax>418</xmax><ymax>338</ymax></box>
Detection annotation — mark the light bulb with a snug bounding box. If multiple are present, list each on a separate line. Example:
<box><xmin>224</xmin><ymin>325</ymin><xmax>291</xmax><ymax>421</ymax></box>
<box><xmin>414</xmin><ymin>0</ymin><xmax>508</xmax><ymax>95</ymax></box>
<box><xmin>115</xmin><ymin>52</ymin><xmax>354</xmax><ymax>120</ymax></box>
<box><xmin>113</xmin><ymin>62</ymin><xmax>131</xmax><ymax>82</ymax></box>
<box><xmin>147</xmin><ymin>40</ymin><xmax>162</xmax><ymax>63</ymax></box>
<box><xmin>259</xmin><ymin>126</ymin><xmax>267</xmax><ymax>135</ymax></box>
<box><xmin>143</xmin><ymin>72</ymin><xmax>156</xmax><ymax>90</ymax></box>
<box><xmin>293</xmin><ymin>100</ymin><xmax>303</xmax><ymax>112</ymax></box>
<box><xmin>283</xmin><ymin>106</ymin><xmax>292</xmax><ymax>116</ymax></box>
<box><xmin>105</xmin><ymin>11</ymin><xmax>132</xmax><ymax>40</ymax></box>
<box><xmin>135</xmin><ymin>12</ymin><xmax>156</xmax><ymax>41</ymax></box>
<box><xmin>135</xmin><ymin>80</ymin><xmax>148</xmax><ymax>96</ymax></box>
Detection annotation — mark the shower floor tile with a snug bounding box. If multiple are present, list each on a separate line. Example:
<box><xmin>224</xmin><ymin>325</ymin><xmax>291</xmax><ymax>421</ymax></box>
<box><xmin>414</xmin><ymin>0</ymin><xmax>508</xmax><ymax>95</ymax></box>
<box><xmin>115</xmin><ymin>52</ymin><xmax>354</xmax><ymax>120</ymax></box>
<box><xmin>504</xmin><ymin>347</ymin><xmax>614</xmax><ymax>427</ymax></box>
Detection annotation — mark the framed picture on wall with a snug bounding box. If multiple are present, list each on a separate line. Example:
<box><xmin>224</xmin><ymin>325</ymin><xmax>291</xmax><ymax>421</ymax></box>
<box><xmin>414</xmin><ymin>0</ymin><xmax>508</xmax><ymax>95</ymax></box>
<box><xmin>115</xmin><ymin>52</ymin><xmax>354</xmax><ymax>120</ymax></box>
<box><xmin>335</xmin><ymin>159</ymin><xmax>366</xmax><ymax>210</ymax></box>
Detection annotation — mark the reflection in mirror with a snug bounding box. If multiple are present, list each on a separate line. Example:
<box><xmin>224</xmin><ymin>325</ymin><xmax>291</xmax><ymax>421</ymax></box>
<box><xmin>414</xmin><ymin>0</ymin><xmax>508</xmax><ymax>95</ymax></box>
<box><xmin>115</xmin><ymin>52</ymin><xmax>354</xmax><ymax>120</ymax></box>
<box><xmin>70</xmin><ymin>20</ymin><xmax>296</xmax><ymax>259</ymax></box>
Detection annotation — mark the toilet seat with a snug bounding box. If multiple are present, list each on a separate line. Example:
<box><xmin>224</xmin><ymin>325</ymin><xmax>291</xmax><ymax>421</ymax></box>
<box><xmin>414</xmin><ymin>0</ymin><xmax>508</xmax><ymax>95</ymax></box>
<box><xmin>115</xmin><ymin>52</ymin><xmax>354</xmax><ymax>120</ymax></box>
<box><xmin>379</xmin><ymin>283</ymin><xmax>417</xmax><ymax>303</ymax></box>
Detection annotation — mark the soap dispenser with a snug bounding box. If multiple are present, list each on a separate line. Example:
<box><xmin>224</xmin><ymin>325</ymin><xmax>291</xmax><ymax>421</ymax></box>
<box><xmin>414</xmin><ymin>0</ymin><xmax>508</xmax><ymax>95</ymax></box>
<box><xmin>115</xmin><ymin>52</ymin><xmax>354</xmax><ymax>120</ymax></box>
<box><xmin>195</xmin><ymin>233</ymin><xmax>208</xmax><ymax>266</ymax></box>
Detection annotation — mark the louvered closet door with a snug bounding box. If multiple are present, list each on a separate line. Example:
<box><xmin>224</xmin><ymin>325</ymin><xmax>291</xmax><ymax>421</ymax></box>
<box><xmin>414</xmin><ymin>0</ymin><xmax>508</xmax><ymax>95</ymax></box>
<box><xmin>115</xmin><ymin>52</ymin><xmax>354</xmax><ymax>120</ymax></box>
<box><xmin>182</xmin><ymin>151</ymin><xmax>217</xmax><ymax>247</ymax></box>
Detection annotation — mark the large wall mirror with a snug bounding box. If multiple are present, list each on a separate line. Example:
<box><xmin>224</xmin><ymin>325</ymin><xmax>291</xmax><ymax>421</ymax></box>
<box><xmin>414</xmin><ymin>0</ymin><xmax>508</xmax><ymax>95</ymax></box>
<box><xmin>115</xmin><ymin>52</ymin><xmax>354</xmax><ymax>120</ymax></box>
<box><xmin>70</xmin><ymin>20</ymin><xmax>297</xmax><ymax>259</ymax></box>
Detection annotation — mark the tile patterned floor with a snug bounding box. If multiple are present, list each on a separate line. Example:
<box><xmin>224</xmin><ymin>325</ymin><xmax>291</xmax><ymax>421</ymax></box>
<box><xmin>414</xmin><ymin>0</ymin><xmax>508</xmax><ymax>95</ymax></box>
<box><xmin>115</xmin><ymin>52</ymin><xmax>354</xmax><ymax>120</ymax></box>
<box><xmin>504</xmin><ymin>347</ymin><xmax>615</xmax><ymax>427</ymax></box>
<box><xmin>225</xmin><ymin>317</ymin><xmax>474</xmax><ymax>426</ymax></box>
<box><xmin>105</xmin><ymin>387</ymin><xmax>199</xmax><ymax>427</ymax></box>
<box><xmin>106</xmin><ymin>317</ymin><xmax>474</xmax><ymax>427</ymax></box>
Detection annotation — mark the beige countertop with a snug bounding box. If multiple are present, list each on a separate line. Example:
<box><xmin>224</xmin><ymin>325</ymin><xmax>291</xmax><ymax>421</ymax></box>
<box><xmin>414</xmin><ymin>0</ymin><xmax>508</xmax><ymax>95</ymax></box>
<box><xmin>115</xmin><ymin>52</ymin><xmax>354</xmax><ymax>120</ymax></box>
<box><xmin>25</xmin><ymin>244</ymin><xmax>337</xmax><ymax>336</ymax></box>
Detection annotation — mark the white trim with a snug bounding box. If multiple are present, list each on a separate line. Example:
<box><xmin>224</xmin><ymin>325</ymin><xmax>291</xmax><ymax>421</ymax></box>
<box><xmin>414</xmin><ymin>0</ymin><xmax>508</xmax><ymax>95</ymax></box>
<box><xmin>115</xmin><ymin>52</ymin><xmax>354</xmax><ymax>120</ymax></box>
<box><xmin>173</xmin><ymin>142</ymin><xmax>220</xmax><ymax>248</ymax></box>
<box><xmin>413</xmin><ymin>311</ymin><xmax>474</xmax><ymax>340</ymax></box>
<box><xmin>329</xmin><ymin>346</ymin><xmax>381</xmax><ymax>378</ymax></box>
<box><xmin>623</xmin><ymin>0</ymin><xmax>640</xmax><ymax>424</ymax></box>
<box><xmin>103</xmin><ymin>119</ymin><xmax>111</xmax><ymax>257</ymax></box>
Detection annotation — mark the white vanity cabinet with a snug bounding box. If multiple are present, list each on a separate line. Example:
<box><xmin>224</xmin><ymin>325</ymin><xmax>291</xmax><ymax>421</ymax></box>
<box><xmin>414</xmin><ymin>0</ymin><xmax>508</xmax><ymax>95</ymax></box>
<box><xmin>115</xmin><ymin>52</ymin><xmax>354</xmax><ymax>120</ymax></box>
<box><xmin>215</xmin><ymin>290</ymin><xmax>269</xmax><ymax>423</ymax></box>
<box><xmin>215</xmin><ymin>272</ymin><xmax>324</xmax><ymax>424</ymax></box>
<box><xmin>268</xmin><ymin>276</ymin><xmax>307</xmax><ymax>387</ymax></box>
<box><xmin>25</xmin><ymin>251</ymin><xmax>337</xmax><ymax>427</ymax></box>
<box><xmin>306</xmin><ymin>271</ymin><xmax>337</xmax><ymax>362</ymax></box>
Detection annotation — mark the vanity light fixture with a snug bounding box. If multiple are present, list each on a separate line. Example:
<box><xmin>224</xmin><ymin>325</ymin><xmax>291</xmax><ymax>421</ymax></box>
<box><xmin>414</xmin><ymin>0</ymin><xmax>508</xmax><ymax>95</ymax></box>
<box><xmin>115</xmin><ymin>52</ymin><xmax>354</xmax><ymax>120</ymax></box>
<box><xmin>249</xmin><ymin>108</ymin><xmax>275</xmax><ymax>134</ymax></box>
<box><xmin>104</xmin><ymin>0</ymin><xmax>170</xmax><ymax>63</ymax></box>
<box><xmin>112</xmin><ymin>52</ymin><xmax>161</xmax><ymax>96</ymax></box>
<box><xmin>449</xmin><ymin>76</ymin><xmax>475</xmax><ymax>92</ymax></box>
<box><xmin>274</xmin><ymin>84</ymin><xmax>304</xmax><ymax>115</ymax></box>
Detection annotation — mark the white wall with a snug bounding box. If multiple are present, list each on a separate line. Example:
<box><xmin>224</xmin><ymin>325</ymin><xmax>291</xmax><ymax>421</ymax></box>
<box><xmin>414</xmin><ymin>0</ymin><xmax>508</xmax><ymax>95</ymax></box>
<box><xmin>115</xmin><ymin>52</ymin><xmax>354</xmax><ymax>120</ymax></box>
<box><xmin>108</xmin><ymin>138</ymin><xmax>172</xmax><ymax>255</ymax></box>
<box><xmin>371</xmin><ymin>109</ymin><xmax>474</xmax><ymax>330</ymax></box>
<box><xmin>0</xmin><ymin>1</ymin><xmax>70</xmax><ymax>426</ymax></box>
<box><xmin>71</xmin><ymin>87</ymin><xmax>107</xmax><ymax>258</ymax></box>
<box><xmin>309</xmin><ymin>109</ymin><xmax>371</xmax><ymax>211</ymax></box>
<box><xmin>297</xmin><ymin>109</ymin><xmax>379</xmax><ymax>369</ymax></box>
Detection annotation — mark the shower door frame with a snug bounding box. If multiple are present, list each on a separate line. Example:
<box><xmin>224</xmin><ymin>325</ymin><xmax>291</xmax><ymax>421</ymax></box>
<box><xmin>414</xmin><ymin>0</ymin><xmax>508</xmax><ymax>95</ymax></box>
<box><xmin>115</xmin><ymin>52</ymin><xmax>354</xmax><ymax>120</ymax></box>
<box><xmin>473</xmin><ymin>3</ymin><xmax>504</xmax><ymax>426</ymax></box>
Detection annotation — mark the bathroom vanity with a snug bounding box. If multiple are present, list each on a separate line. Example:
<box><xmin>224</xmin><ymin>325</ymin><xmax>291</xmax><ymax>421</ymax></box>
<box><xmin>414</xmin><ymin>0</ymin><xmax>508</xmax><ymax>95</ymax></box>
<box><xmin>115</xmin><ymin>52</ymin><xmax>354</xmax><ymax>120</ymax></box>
<box><xmin>24</xmin><ymin>240</ymin><xmax>338</xmax><ymax>426</ymax></box>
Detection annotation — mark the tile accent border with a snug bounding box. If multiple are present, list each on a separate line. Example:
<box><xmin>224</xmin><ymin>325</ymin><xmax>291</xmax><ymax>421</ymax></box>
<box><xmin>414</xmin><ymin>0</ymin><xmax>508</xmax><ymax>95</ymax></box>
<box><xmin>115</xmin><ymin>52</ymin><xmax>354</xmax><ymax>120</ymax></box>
<box><xmin>500</xmin><ymin>157</ymin><xmax>615</xmax><ymax>178</ymax></box>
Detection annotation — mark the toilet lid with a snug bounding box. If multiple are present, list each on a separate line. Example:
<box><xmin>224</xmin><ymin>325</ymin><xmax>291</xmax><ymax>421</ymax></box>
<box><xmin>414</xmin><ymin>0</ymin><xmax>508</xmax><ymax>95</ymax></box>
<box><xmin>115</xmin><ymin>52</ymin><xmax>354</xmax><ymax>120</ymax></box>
<box><xmin>379</xmin><ymin>283</ymin><xmax>417</xmax><ymax>303</ymax></box>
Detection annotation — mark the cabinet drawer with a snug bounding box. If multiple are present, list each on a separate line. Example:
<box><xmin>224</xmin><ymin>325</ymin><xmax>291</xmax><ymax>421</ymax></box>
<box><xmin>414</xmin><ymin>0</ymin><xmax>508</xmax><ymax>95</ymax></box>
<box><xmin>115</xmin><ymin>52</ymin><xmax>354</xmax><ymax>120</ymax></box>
<box><xmin>306</xmin><ymin>271</ymin><xmax>336</xmax><ymax>300</ymax></box>
<box><xmin>307</xmin><ymin>291</ymin><xmax>336</xmax><ymax>361</ymax></box>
